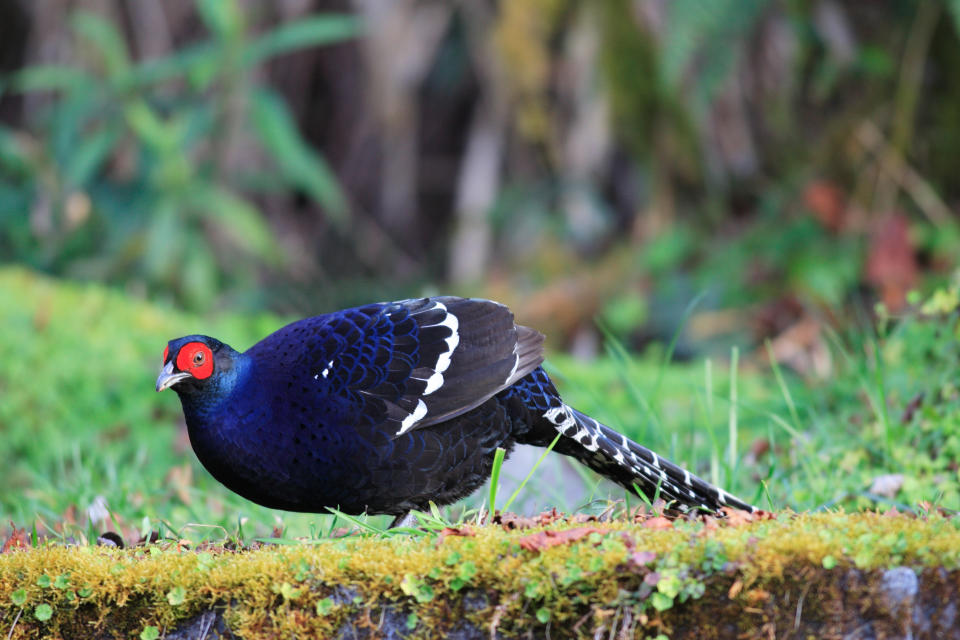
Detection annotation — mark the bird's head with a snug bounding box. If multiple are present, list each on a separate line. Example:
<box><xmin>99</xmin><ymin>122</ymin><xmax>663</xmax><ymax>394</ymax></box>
<box><xmin>156</xmin><ymin>335</ymin><xmax>235</xmax><ymax>394</ymax></box>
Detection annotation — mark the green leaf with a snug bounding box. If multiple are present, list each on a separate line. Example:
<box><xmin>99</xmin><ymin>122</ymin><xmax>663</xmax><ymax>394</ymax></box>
<box><xmin>0</xmin><ymin>127</ymin><xmax>31</xmax><ymax>175</ymax></box>
<box><xmin>34</xmin><ymin>603</ymin><xmax>53</xmax><ymax>622</ymax></box>
<box><xmin>535</xmin><ymin>607</ymin><xmax>550</xmax><ymax>624</ymax></box>
<box><xmin>197</xmin><ymin>0</ymin><xmax>243</xmax><ymax>39</ymax></box>
<box><xmin>186</xmin><ymin>185</ymin><xmax>282</xmax><ymax>264</ymax></box>
<box><xmin>11</xmin><ymin>588</ymin><xmax>27</xmax><ymax>606</ymax></box>
<box><xmin>276</xmin><ymin>582</ymin><xmax>302</xmax><ymax>601</ymax></box>
<box><xmin>125</xmin><ymin>101</ymin><xmax>181</xmax><ymax>154</ymax></box>
<box><xmin>316</xmin><ymin>597</ymin><xmax>335</xmax><ymax>615</ymax></box>
<box><xmin>822</xmin><ymin>555</ymin><xmax>837</xmax><ymax>570</ymax></box>
<box><xmin>243</xmin><ymin>15</ymin><xmax>361</xmax><ymax>66</ymax></box>
<box><xmin>71</xmin><ymin>11</ymin><xmax>130</xmax><ymax>78</ymax></box>
<box><xmin>458</xmin><ymin>561</ymin><xmax>477</xmax><ymax>582</ymax></box>
<box><xmin>405</xmin><ymin>612</ymin><xmax>418</xmax><ymax>630</ymax></box>
<box><xmin>400</xmin><ymin>574</ymin><xmax>434</xmax><ymax>603</ymax></box>
<box><xmin>249</xmin><ymin>89</ymin><xmax>348</xmax><ymax>224</ymax></box>
<box><xmin>63</xmin><ymin>125</ymin><xmax>119</xmax><ymax>187</ymax></box>
<box><xmin>53</xmin><ymin>574</ymin><xmax>70</xmax><ymax>590</ymax></box>
<box><xmin>181</xmin><ymin>237</ymin><xmax>219</xmax><ymax>308</ymax></box>
<box><xmin>11</xmin><ymin>65</ymin><xmax>93</xmax><ymax>93</ymax></box>
<box><xmin>36</xmin><ymin>575</ymin><xmax>51</xmax><ymax>589</ymax></box>
<box><xmin>143</xmin><ymin>201</ymin><xmax>181</xmax><ymax>280</ymax></box>
<box><xmin>140</xmin><ymin>626</ymin><xmax>160</xmax><ymax>640</ymax></box>
<box><xmin>650</xmin><ymin>591</ymin><xmax>674</xmax><ymax>612</ymax></box>
<box><xmin>126</xmin><ymin>43</ymin><xmax>217</xmax><ymax>89</ymax></box>
<box><xmin>166</xmin><ymin>585</ymin><xmax>186</xmax><ymax>606</ymax></box>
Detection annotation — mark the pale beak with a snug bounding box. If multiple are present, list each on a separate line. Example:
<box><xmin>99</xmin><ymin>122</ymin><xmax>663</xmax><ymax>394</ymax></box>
<box><xmin>156</xmin><ymin>360</ymin><xmax>192</xmax><ymax>392</ymax></box>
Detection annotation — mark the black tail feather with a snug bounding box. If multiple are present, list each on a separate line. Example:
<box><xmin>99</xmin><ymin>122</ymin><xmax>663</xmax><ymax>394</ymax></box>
<box><xmin>544</xmin><ymin>404</ymin><xmax>756</xmax><ymax>513</ymax></box>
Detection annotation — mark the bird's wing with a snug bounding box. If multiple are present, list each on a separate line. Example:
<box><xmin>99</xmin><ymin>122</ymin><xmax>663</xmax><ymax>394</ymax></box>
<box><xmin>276</xmin><ymin>297</ymin><xmax>544</xmax><ymax>436</ymax></box>
<box><xmin>368</xmin><ymin>297</ymin><xmax>544</xmax><ymax>435</ymax></box>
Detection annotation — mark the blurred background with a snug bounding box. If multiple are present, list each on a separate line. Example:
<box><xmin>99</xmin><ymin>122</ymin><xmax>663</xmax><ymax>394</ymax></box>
<box><xmin>4</xmin><ymin>0</ymin><xmax>960</xmax><ymax>539</ymax></box>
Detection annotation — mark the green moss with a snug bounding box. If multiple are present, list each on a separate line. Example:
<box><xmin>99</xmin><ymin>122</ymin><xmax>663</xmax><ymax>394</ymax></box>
<box><xmin>2</xmin><ymin>511</ymin><xmax>959</xmax><ymax>638</ymax></box>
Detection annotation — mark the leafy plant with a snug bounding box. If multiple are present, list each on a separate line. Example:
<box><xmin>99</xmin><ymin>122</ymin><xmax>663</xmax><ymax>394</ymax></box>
<box><xmin>0</xmin><ymin>1</ymin><xmax>357</xmax><ymax>309</ymax></box>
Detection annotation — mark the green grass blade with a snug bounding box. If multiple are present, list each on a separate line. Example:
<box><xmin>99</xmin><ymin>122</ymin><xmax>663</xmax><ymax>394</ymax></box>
<box><xmin>728</xmin><ymin>346</ymin><xmax>739</xmax><ymax>482</ymax></box>
<box><xmin>501</xmin><ymin>434</ymin><xmax>562</xmax><ymax>513</ymax></box>
<box><xmin>764</xmin><ymin>339</ymin><xmax>801</xmax><ymax>430</ymax></box>
<box><xmin>325</xmin><ymin>507</ymin><xmax>385</xmax><ymax>535</ymax></box>
<box><xmin>488</xmin><ymin>447</ymin><xmax>507</xmax><ymax>517</ymax></box>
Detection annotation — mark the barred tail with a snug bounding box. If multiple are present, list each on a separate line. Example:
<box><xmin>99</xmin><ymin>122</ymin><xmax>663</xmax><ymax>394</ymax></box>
<box><xmin>542</xmin><ymin>404</ymin><xmax>756</xmax><ymax>514</ymax></box>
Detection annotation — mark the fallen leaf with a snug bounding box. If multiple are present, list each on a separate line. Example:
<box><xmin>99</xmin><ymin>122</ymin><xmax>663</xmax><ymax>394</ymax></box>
<box><xmin>629</xmin><ymin>550</ymin><xmax>657</xmax><ymax>568</ymax></box>
<box><xmin>165</xmin><ymin>464</ymin><xmax>193</xmax><ymax>506</ymax></box>
<box><xmin>804</xmin><ymin>180</ymin><xmax>847</xmax><ymax>232</ymax></box>
<box><xmin>728</xmin><ymin>578</ymin><xmax>744</xmax><ymax>599</ymax></box>
<box><xmin>437</xmin><ymin>526</ymin><xmax>475</xmax><ymax>543</ymax></box>
<box><xmin>869</xmin><ymin>473</ymin><xmax>904</xmax><ymax>499</ymax></box>
<box><xmin>749</xmin><ymin>438</ymin><xmax>770</xmax><ymax>459</ymax></box>
<box><xmin>494</xmin><ymin>512</ymin><xmax>539</xmax><ymax>531</ymax></box>
<box><xmin>744</xmin><ymin>588</ymin><xmax>770</xmax><ymax>605</ymax></box>
<box><xmin>767</xmin><ymin>316</ymin><xmax>832</xmax><ymax>379</ymax></box>
<box><xmin>865</xmin><ymin>214</ymin><xmax>918</xmax><ymax>312</ymax></box>
<box><xmin>2</xmin><ymin>524</ymin><xmax>29</xmax><ymax>553</ymax></box>
<box><xmin>535</xmin><ymin>508</ymin><xmax>565</xmax><ymax>526</ymax></box>
<box><xmin>698</xmin><ymin>515</ymin><xmax>720</xmax><ymax>536</ymax></box>
<box><xmin>569</xmin><ymin>513</ymin><xmax>599</xmax><ymax>525</ymax></box>
<box><xmin>642</xmin><ymin>516</ymin><xmax>673</xmax><ymax>530</ymax></box>
<box><xmin>721</xmin><ymin>508</ymin><xmax>757</xmax><ymax>526</ymax></box>
<box><xmin>517</xmin><ymin>527</ymin><xmax>603</xmax><ymax>552</ymax></box>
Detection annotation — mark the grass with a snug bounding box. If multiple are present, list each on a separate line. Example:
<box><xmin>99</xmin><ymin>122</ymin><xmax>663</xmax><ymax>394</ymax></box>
<box><xmin>2</xmin><ymin>266</ymin><xmax>960</xmax><ymax>544</ymax></box>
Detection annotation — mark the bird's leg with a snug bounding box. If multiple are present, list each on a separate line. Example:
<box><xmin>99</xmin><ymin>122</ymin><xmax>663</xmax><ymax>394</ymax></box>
<box><xmin>388</xmin><ymin>512</ymin><xmax>418</xmax><ymax>529</ymax></box>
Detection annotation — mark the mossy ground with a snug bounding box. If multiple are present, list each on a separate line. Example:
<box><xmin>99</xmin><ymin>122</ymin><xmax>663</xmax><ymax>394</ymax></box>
<box><xmin>2</xmin><ymin>511</ymin><xmax>959</xmax><ymax>639</ymax></box>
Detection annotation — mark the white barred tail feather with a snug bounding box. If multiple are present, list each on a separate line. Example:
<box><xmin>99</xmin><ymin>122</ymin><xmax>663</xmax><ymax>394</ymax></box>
<box><xmin>543</xmin><ymin>403</ymin><xmax>756</xmax><ymax>513</ymax></box>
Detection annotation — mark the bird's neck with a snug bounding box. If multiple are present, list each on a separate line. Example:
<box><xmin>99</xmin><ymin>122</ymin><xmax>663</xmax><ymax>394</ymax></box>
<box><xmin>177</xmin><ymin>352</ymin><xmax>252</xmax><ymax>423</ymax></box>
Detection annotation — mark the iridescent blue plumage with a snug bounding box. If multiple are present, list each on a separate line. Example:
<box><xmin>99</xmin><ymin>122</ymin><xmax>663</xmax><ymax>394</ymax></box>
<box><xmin>158</xmin><ymin>297</ymin><xmax>754</xmax><ymax>524</ymax></box>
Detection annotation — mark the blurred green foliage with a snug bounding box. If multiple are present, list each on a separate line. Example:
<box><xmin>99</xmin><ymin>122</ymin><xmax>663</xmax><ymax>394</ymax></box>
<box><xmin>0</xmin><ymin>0</ymin><xmax>355</xmax><ymax>309</ymax></box>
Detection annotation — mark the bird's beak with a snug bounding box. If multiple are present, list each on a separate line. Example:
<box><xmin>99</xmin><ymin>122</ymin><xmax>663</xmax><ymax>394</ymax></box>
<box><xmin>156</xmin><ymin>360</ymin><xmax>191</xmax><ymax>392</ymax></box>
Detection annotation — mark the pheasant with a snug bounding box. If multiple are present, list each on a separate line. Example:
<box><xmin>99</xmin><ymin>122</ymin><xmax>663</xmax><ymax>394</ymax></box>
<box><xmin>157</xmin><ymin>297</ymin><xmax>755</xmax><ymax>527</ymax></box>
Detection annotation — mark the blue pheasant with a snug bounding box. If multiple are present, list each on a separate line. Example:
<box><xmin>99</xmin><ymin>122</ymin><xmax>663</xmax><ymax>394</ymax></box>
<box><xmin>157</xmin><ymin>297</ymin><xmax>755</xmax><ymax>526</ymax></box>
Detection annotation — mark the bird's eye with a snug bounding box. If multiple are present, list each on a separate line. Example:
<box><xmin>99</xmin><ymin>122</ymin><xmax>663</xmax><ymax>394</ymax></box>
<box><xmin>174</xmin><ymin>341</ymin><xmax>214</xmax><ymax>380</ymax></box>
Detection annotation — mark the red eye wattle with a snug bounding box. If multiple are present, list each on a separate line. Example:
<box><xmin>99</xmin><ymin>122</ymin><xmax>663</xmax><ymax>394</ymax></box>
<box><xmin>163</xmin><ymin>345</ymin><xmax>169</xmax><ymax>364</ymax></box>
<box><xmin>175</xmin><ymin>342</ymin><xmax>214</xmax><ymax>380</ymax></box>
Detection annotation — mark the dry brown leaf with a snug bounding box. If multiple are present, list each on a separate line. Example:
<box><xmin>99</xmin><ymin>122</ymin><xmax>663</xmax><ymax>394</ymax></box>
<box><xmin>803</xmin><ymin>179</ymin><xmax>847</xmax><ymax>232</ymax></box>
<box><xmin>629</xmin><ymin>550</ymin><xmax>657</xmax><ymax>568</ymax></box>
<box><xmin>869</xmin><ymin>473</ymin><xmax>904</xmax><ymax>499</ymax></box>
<box><xmin>2</xmin><ymin>524</ymin><xmax>29</xmax><ymax>553</ymax></box>
<box><xmin>721</xmin><ymin>507</ymin><xmax>757</xmax><ymax>527</ymax></box>
<box><xmin>438</xmin><ymin>526</ymin><xmax>476</xmax><ymax>544</ymax></box>
<box><xmin>493</xmin><ymin>512</ymin><xmax>539</xmax><ymax>531</ymax></box>
<box><xmin>865</xmin><ymin>214</ymin><xmax>918</xmax><ymax>312</ymax></box>
<box><xmin>642</xmin><ymin>516</ymin><xmax>673</xmax><ymax>530</ymax></box>
<box><xmin>517</xmin><ymin>526</ymin><xmax>603</xmax><ymax>552</ymax></box>
<box><xmin>535</xmin><ymin>508</ymin><xmax>565</xmax><ymax>526</ymax></box>
<box><xmin>728</xmin><ymin>578</ymin><xmax>744</xmax><ymax>599</ymax></box>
